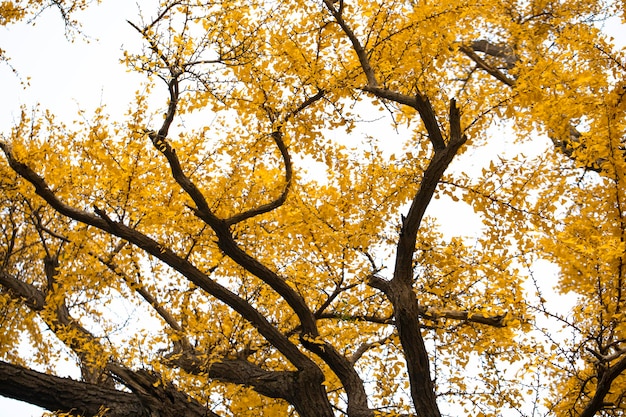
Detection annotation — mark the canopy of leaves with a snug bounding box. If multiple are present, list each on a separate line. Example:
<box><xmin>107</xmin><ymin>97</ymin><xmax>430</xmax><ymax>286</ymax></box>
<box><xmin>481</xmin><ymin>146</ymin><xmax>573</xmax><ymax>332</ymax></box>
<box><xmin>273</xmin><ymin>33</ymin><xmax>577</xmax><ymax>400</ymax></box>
<box><xmin>0</xmin><ymin>1</ymin><xmax>625</xmax><ymax>416</ymax></box>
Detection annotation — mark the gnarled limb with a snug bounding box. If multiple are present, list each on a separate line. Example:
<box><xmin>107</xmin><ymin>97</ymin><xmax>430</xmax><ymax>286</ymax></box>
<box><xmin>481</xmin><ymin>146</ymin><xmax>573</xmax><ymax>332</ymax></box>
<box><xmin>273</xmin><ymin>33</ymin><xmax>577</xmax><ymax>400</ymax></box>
<box><xmin>144</xmin><ymin>78</ymin><xmax>372</xmax><ymax>414</ymax></box>
<box><xmin>0</xmin><ymin>360</ymin><xmax>151</xmax><ymax>417</ymax></box>
<box><xmin>0</xmin><ymin>141</ymin><xmax>317</xmax><ymax>370</ymax></box>
<box><xmin>323</xmin><ymin>4</ymin><xmax>471</xmax><ymax>415</ymax></box>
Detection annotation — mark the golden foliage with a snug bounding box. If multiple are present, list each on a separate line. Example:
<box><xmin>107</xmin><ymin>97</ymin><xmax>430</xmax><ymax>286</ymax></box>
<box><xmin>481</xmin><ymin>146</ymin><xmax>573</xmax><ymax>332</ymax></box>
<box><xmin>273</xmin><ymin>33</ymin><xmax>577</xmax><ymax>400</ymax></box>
<box><xmin>0</xmin><ymin>0</ymin><xmax>625</xmax><ymax>416</ymax></box>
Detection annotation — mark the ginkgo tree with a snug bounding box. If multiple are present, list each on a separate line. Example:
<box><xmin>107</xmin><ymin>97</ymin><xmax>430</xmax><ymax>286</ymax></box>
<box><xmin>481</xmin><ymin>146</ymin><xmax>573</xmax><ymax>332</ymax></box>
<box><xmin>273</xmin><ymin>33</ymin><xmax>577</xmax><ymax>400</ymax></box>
<box><xmin>0</xmin><ymin>0</ymin><xmax>625</xmax><ymax>416</ymax></box>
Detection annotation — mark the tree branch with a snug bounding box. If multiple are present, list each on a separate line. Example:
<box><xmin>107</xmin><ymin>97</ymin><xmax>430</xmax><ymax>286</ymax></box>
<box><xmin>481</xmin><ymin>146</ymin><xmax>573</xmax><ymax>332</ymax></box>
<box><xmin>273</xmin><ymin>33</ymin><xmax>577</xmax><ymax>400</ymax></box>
<box><xmin>470</xmin><ymin>40</ymin><xmax>518</xmax><ymax>68</ymax></box>
<box><xmin>396</xmin><ymin>99</ymin><xmax>468</xmax><ymax>285</ymax></box>
<box><xmin>0</xmin><ymin>256</ymin><xmax>215</xmax><ymax>416</ymax></box>
<box><xmin>362</xmin><ymin>86</ymin><xmax>447</xmax><ymax>151</ymax></box>
<box><xmin>0</xmin><ymin>360</ymin><xmax>151</xmax><ymax>417</ymax></box>
<box><xmin>323</xmin><ymin>0</ymin><xmax>378</xmax><ymax>87</ymax></box>
<box><xmin>225</xmin><ymin>90</ymin><xmax>325</xmax><ymax>226</ymax></box>
<box><xmin>106</xmin><ymin>363</ymin><xmax>216</xmax><ymax>417</ymax></box>
<box><xmin>0</xmin><ymin>142</ymin><xmax>316</xmax><ymax>374</ymax></box>
<box><xmin>418</xmin><ymin>306</ymin><xmax>506</xmax><ymax>327</ymax></box>
<box><xmin>387</xmin><ymin>99</ymin><xmax>467</xmax><ymax>417</ymax></box>
<box><xmin>459</xmin><ymin>44</ymin><xmax>516</xmax><ymax>87</ymax></box>
<box><xmin>165</xmin><ymin>348</ymin><xmax>298</xmax><ymax>401</ymax></box>
<box><xmin>147</xmin><ymin>119</ymin><xmax>323</xmax><ymax>344</ymax></box>
<box><xmin>579</xmin><ymin>353</ymin><xmax>626</xmax><ymax>417</ymax></box>
<box><xmin>224</xmin><ymin>130</ymin><xmax>293</xmax><ymax>226</ymax></box>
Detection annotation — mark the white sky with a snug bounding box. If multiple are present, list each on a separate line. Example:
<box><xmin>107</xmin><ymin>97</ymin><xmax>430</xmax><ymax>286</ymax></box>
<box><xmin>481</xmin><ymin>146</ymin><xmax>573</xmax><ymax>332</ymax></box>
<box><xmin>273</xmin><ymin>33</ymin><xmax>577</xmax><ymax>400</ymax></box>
<box><xmin>0</xmin><ymin>1</ymin><xmax>624</xmax><ymax>416</ymax></box>
<box><xmin>0</xmin><ymin>0</ymin><xmax>151</xmax><ymax>127</ymax></box>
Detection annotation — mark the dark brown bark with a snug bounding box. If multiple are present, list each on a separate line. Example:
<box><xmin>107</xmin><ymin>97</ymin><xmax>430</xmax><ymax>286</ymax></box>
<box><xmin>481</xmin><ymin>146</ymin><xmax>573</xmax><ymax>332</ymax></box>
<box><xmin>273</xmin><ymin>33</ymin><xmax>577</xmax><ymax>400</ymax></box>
<box><xmin>0</xmin><ymin>263</ymin><xmax>110</xmax><ymax>384</ymax></box>
<box><xmin>106</xmin><ymin>364</ymin><xmax>216</xmax><ymax>417</ymax></box>
<box><xmin>389</xmin><ymin>99</ymin><xmax>468</xmax><ymax>417</ymax></box>
<box><xmin>143</xmin><ymin>72</ymin><xmax>362</xmax><ymax>416</ymax></box>
<box><xmin>167</xmin><ymin>344</ymin><xmax>343</xmax><ymax>417</ymax></box>
<box><xmin>578</xmin><ymin>354</ymin><xmax>626</xmax><ymax>417</ymax></box>
<box><xmin>0</xmin><ymin>267</ymin><xmax>219</xmax><ymax>416</ymax></box>
<box><xmin>0</xmin><ymin>360</ymin><xmax>148</xmax><ymax>417</ymax></box>
<box><xmin>0</xmin><ymin>360</ymin><xmax>216</xmax><ymax>417</ymax></box>
<box><xmin>327</xmin><ymin>3</ymin><xmax>471</xmax><ymax>413</ymax></box>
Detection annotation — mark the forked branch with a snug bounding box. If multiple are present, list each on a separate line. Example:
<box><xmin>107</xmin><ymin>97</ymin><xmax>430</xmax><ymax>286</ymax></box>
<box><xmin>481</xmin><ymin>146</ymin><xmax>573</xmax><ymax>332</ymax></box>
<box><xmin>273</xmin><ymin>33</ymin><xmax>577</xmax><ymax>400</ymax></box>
<box><xmin>0</xmin><ymin>142</ymin><xmax>315</xmax><ymax>373</ymax></box>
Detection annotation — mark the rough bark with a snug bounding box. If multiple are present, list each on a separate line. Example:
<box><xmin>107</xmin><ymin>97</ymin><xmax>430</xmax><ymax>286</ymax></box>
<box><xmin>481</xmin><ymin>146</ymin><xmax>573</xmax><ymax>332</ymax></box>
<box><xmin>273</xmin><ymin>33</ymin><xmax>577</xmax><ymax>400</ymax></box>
<box><xmin>0</xmin><ymin>141</ymin><xmax>338</xmax><ymax>417</ymax></box>
<box><xmin>0</xmin><ymin>360</ymin><xmax>216</xmax><ymax>417</ymax></box>
<box><xmin>0</xmin><ymin>360</ymin><xmax>148</xmax><ymax>417</ymax></box>
<box><xmin>387</xmin><ymin>100</ymin><xmax>467</xmax><ymax>417</ymax></box>
<box><xmin>0</xmin><ymin>258</ymin><xmax>216</xmax><ymax>416</ymax></box>
<box><xmin>106</xmin><ymin>364</ymin><xmax>216</xmax><ymax>417</ymax></box>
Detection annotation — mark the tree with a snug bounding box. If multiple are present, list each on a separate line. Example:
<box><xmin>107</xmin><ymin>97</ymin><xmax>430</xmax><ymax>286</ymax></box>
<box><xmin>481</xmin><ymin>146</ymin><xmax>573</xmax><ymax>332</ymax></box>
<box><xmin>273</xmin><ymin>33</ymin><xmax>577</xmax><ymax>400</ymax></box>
<box><xmin>0</xmin><ymin>0</ymin><xmax>625</xmax><ymax>416</ymax></box>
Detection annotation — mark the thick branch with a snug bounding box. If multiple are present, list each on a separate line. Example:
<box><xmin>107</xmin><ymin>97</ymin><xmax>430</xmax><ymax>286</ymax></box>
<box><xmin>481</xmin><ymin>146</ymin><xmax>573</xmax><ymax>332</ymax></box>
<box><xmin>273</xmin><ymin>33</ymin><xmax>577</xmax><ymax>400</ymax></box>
<box><xmin>0</xmin><ymin>354</ymin><xmax>212</xmax><ymax>417</ymax></box>
<box><xmin>106</xmin><ymin>364</ymin><xmax>216</xmax><ymax>417</ymax></box>
<box><xmin>148</xmin><ymin>131</ymin><xmax>321</xmax><ymax>340</ymax></box>
<box><xmin>323</xmin><ymin>0</ymin><xmax>378</xmax><ymax>87</ymax></box>
<box><xmin>318</xmin><ymin>306</ymin><xmax>505</xmax><ymax>328</ymax></box>
<box><xmin>366</xmin><ymin>100</ymin><xmax>467</xmax><ymax>417</ymax></box>
<box><xmin>362</xmin><ymin>86</ymin><xmax>447</xmax><ymax>151</ymax></box>
<box><xmin>0</xmin><ymin>269</ymin><xmax>45</xmax><ymax>310</ymax></box>
<box><xmin>0</xmin><ymin>360</ymin><xmax>148</xmax><ymax>417</ymax></box>
<box><xmin>414</xmin><ymin>92</ymin><xmax>447</xmax><ymax>151</ymax></box>
<box><xmin>397</xmin><ymin>100</ymin><xmax>468</xmax><ymax>285</ymax></box>
<box><xmin>144</xmin><ymin>90</ymin><xmax>320</xmax><ymax>340</ymax></box>
<box><xmin>169</xmin><ymin>345</ymin><xmax>336</xmax><ymax>417</ymax></box>
<box><xmin>579</xmin><ymin>354</ymin><xmax>626</xmax><ymax>417</ymax></box>
<box><xmin>317</xmin><ymin>312</ymin><xmax>394</xmax><ymax>325</ymax></box>
<box><xmin>389</xmin><ymin>99</ymin><xmax>468</xmax><ymax>417</ymax></box>
<box><xmin>300</xmin><ymin>338</ymin><xmax>373</xmax><ymax>417</ymax></box>
<box><xmin>166</xmin><ymin>349</ymin><xmax>298</xmax><ymax>401</ymax></box>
